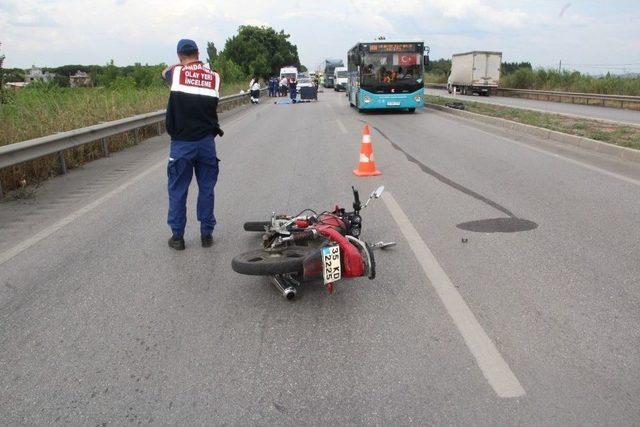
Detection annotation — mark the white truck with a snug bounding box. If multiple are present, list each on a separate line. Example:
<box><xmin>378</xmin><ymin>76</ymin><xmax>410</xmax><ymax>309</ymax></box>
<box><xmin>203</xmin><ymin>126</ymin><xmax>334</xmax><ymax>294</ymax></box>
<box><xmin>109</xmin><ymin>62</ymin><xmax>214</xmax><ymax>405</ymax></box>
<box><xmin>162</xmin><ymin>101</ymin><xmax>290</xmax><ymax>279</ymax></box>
<box><xmin>333</xmin><ymin>66</ymin><xmax>348</xmax><ymax>91</ymax></box>
<box><xmin>447</xmin><ymin>51</ymin><xmax>502</xmax><ymax>96</ymax></box>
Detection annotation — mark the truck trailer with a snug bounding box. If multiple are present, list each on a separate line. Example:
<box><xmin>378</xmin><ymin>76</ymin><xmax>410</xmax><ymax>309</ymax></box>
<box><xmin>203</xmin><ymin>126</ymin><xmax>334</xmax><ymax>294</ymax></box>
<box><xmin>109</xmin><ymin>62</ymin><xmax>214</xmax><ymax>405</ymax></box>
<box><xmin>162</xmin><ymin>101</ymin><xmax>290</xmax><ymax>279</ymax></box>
<box><xmin>323</xmin><ymin>59</ymin><xmax>344</xmax><ymax>88</ymax></box>
<box><xmin>447</xmin><ymin>51</ymin><xmax>502</xmax><ymax>96</ymax></box>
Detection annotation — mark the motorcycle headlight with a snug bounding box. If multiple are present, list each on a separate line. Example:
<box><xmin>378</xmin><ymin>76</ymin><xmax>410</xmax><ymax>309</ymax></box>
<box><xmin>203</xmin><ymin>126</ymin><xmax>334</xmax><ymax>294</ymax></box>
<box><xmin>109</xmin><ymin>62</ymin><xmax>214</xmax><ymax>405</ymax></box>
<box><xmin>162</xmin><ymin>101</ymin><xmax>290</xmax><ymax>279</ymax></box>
<box><xmin>363</xmin><ymin>95</ymin><xmax>371</xmax><ymax>104</ymax></box>
<box><xmin>414</xmin><ymin>95</ymin><xmax>422</xmax><ymax>102</ymax></box>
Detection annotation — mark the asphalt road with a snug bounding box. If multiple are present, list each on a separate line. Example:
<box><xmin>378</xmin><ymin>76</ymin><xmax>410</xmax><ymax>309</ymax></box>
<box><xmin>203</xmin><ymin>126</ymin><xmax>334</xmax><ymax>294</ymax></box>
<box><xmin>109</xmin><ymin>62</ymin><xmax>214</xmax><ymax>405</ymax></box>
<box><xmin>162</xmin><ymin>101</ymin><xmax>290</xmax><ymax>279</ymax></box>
<box><xmin>1</xmin><ymin>91</ymin><xmax>640</xmax><ymax>425</ymax></box>
<box><xmin>427</xmin><ymin>87</ymin><xmax>640</xmax><ymax>125</ymax></box>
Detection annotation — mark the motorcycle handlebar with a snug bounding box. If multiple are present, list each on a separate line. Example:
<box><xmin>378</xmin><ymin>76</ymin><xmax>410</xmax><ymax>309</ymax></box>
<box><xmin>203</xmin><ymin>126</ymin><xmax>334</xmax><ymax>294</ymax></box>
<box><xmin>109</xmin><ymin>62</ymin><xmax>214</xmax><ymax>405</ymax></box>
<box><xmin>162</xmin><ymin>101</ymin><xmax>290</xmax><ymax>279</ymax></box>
<box><xmin>282</xmin><ymin>229</ymin><xmax>318</xmax><ymax>243</ymax></box>
<box><xmin>352</xmin><ymin>186</ymin><xmax>361</xmax><ymax>211</ymax></box>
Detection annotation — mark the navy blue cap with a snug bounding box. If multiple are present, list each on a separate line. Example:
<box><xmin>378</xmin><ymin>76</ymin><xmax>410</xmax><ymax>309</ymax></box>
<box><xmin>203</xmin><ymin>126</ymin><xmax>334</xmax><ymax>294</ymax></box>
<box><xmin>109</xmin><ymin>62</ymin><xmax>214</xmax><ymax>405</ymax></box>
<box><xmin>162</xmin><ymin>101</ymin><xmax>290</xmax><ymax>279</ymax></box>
<box><xmin>177</xmin><ymin>39</ymin><xmax>198</xmax><ymax>54</ymax></box>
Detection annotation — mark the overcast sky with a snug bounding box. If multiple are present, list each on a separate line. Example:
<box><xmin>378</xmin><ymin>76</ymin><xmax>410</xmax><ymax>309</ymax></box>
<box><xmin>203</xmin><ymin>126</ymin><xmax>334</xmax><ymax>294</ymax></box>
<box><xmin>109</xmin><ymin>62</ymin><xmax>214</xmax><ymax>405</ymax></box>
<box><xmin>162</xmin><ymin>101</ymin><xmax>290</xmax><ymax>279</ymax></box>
<box><xmin>1</xmin><ymin>0</ymin><xmax>639</xmax><ymax>74</ymax></box>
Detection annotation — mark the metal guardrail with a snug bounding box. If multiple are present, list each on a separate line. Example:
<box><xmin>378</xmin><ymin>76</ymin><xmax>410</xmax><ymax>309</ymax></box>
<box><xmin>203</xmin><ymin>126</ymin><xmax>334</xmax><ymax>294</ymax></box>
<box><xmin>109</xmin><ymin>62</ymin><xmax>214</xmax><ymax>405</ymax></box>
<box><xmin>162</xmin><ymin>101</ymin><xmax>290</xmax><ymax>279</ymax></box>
<box><xmin>0</xmin><ymin>88</ymin><xmax>265</xmax><ymax>198</ymax></box>
<box><xmin>424</xmin><ymin>83</ymin><xmax>640</xmax><ymax>109</ymax></box>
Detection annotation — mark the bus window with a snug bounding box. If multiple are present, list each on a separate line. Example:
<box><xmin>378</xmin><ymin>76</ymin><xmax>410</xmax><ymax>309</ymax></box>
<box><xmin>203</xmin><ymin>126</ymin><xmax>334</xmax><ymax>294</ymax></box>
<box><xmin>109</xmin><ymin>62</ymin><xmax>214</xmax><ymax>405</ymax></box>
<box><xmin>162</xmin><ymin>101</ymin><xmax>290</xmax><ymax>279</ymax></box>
<box><xmin>362</xmin><ymin>53</ymin><xmax>422</xmax><ymax>85</ymax></box>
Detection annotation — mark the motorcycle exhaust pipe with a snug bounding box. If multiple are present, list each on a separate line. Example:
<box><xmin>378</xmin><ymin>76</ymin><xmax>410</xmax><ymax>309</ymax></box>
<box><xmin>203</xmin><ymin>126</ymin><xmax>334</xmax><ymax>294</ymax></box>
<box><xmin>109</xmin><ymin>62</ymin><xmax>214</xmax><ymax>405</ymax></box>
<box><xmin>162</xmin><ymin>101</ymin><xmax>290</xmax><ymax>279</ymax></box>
<box><xmin>270</xmin><ymin>276</ymin><xmax>297</xmax><ymax>300</ymax></box>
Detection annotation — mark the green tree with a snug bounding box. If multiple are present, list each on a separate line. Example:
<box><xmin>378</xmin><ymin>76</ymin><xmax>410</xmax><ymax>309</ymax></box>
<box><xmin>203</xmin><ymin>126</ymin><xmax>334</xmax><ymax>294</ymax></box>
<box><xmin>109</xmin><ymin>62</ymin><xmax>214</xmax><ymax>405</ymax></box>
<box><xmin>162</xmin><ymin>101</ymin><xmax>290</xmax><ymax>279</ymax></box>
<box><xmin>95</xmin><ymin>59</ymin><xmax>119</xmax><ymax>87</ymax></box>
<box><xmin>425</xmin><ymin>58</ymin><xmax>451</xmax><ymax>75</ymax></box>
<box><xmin>0</xmin><ymin>41</ymin><xmax>8</xmax><ymax>104</ymax></box>
<box><xmin>221</xmin><ymin>25</ymin><xmax>301</xmax><ymax>78</ymax></box>
<box><xmin>206</xmin><ymin>42</ymin><xmax>218</xmax><ymax>65</ymax></box>
<box><xmin>501</xmin><ymin>62</ymin><xmax>532</xmax><ymax>75</ymax></box>
<box><xmin>210</xmin><ymin>55</ymin><xmax>246</xmax><ymax>83</ymax></box>
<box><xmin>0</xmin><ymin>42</ymin><xmax>5</xmax><ymax>90</ymax></box>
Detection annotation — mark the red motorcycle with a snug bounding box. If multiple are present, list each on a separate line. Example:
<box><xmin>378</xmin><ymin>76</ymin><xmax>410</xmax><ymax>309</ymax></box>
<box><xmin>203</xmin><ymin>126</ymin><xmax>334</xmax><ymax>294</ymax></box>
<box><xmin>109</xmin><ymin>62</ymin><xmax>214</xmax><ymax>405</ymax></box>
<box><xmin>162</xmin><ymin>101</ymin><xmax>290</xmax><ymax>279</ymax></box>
<box><xmin>231</xmin><ymin>186</ymin><xmax>395</xmax><ymax>300</ymax></box>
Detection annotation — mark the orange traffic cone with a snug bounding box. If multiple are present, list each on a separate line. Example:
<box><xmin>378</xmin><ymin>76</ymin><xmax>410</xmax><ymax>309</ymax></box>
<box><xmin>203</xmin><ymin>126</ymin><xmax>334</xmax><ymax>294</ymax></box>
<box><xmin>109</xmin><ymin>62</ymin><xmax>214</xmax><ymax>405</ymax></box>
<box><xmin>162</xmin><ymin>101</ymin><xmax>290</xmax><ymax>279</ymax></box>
<box><xmin>353</xmin><ymin>125</ymin><xmax>381</xmax><ymax>176</ymax></box>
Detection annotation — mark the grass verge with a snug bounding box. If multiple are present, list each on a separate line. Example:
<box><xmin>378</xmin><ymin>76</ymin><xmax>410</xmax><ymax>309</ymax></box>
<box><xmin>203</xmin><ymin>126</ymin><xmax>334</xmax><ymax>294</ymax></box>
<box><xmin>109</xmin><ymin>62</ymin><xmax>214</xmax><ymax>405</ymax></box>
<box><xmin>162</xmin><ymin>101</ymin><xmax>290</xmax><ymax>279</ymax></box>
<box><xmin>426</xmin><ymin>95</ymin><xmax>640</xmax><ymax>151</ymax></box>
<box><xmin>0</xmin><ymin>82</ymin><xmax>251</xmax><ymax>197</ymax></box>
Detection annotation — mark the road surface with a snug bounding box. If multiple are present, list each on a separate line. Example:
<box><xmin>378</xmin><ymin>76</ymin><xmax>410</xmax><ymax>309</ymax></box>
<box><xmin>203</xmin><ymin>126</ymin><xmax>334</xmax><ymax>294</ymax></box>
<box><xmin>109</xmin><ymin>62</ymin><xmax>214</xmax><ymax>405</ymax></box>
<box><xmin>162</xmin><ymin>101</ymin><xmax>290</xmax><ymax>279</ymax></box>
<box><xmin>1</xmin><ymin>91</ymin><xmax>639</xmax><ymax>425</ymax></box>
<box><xmin>427</xmin><ymin>87</ymin><xmax>640</xmax><ymax>126</ymax></box>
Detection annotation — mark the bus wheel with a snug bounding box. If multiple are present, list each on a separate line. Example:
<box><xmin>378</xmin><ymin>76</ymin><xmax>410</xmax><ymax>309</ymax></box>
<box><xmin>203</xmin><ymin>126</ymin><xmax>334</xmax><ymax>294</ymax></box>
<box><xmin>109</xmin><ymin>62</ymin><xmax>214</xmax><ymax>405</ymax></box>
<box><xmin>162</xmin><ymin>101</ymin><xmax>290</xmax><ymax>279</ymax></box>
<box><xmin>407</xmin><ymin>108</ymin><xmax>416</xmax><ymax>113</ymax></box>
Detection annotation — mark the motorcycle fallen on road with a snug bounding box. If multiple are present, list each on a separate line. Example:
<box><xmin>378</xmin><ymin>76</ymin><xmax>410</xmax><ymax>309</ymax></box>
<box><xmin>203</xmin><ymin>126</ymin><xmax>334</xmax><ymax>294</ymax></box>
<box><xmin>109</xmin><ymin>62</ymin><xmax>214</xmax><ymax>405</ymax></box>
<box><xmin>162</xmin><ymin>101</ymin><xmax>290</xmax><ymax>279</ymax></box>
<box><xmin>231</xmin><ymin>186</ymin><xmax>396</xmax><ymax>300</ymax></box>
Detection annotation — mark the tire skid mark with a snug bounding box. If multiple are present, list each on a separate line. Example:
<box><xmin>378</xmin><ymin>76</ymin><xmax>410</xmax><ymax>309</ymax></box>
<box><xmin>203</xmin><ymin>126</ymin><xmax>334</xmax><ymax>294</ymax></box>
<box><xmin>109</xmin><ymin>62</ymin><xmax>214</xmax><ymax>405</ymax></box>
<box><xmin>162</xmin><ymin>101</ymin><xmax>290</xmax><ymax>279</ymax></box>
<box><xmin>369</xmin><ymin>123</ymin><xmax>517</xmax><ymax>219</ymax></box>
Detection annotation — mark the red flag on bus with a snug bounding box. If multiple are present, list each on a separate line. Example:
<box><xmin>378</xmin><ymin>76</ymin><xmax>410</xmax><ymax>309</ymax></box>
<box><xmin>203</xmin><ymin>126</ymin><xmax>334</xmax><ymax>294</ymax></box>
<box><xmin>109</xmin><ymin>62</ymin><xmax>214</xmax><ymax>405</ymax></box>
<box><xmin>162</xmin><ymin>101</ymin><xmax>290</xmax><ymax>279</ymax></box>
<box><xmin>394</xmin><ymin>54</ymin><xmax>418</xmax><ymax>66</ymax></box>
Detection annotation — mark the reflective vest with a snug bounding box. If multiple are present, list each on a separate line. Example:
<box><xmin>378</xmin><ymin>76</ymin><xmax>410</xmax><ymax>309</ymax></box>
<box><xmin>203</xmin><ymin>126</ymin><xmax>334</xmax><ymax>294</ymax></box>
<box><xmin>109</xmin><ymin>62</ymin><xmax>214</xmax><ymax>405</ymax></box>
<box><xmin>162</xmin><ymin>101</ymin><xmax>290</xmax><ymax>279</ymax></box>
<box><xmin>164</xmin><ymin>62</ymin><xmax>221</xmax><ymax>141</ymax></box>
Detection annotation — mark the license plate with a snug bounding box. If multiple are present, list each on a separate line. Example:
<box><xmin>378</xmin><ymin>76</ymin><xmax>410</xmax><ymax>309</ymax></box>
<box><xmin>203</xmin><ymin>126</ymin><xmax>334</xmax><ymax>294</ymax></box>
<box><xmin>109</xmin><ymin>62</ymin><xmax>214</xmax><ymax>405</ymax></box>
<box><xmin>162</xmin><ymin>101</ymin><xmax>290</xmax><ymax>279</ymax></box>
<box><xmin>322</xmin><ymin>245</ymin><xmax>341</xmax><ymax>283</ymax></box>
<box><xmin>387</xmin><ymin>101</ymin><xmax>401</xmax><ymax>106</ymax></box>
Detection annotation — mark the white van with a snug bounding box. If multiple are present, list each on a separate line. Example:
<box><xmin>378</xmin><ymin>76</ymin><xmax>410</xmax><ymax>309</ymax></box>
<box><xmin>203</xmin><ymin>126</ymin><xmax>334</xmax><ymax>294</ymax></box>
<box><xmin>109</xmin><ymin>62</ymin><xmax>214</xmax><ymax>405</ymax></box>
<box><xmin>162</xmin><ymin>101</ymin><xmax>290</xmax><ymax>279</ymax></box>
<box><xmin>279</xmin><ymin>66</ymin><xmax>298</xmax><ymax>81</ymax></box>
<box><xmin>333</xmin><ymin>66</ymin><xmax>348</xmax><ymax>91</ymax></box>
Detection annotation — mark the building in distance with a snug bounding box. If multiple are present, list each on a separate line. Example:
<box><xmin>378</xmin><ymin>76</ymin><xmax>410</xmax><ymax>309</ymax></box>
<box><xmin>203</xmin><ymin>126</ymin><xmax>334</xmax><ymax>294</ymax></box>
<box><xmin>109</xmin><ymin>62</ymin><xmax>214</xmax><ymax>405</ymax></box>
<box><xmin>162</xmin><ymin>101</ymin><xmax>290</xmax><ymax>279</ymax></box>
<box><xmin>69</xmin><ymin>70</ymin><xmax>92</xmax><ymax>87</ymax></box>
<box><xmin>25</xmin><ymin>65</ymin><xmax>56</xmax><ymax>84</ymax></box>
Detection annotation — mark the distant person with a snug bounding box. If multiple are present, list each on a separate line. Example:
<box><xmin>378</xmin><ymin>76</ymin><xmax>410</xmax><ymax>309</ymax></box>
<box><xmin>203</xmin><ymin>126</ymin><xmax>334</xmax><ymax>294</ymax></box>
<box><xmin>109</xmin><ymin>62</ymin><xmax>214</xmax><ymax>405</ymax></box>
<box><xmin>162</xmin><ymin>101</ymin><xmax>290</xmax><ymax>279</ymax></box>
<box><xmin>288</xmin><ymin>76</ymin><xmax>297</xmax><ymax>102</ymax></box>
<box><xmin>268</xmin><ymin>77</ymin><xmax>276</xmax><ymax>97</ymax></box>
<box><xmin>250</xmin><ymin>77</ymin><xmax>261</xmax><ymax>104</ymax></box>
<box><xmin>393</xmin><ymin>67</ymin><xmax>403</xmax><ymax>80</ymax></box>
<box><xmin>161</xmin><ymin>39</ymin><xmax>222</xmax><ymax>250</ymax></box>
<box><xmin>280</xmin><ymin>76</ymin><xmax>288</xmax><ymax>96</ymax></box>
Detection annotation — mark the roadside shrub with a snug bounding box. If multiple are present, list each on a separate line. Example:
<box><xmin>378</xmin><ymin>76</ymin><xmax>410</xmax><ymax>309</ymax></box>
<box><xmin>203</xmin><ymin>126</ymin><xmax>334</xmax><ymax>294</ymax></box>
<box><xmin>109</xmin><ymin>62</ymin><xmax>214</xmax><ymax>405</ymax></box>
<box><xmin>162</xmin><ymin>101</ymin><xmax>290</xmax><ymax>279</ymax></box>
<box><xmin>501</xmin><ymin>68</ymin><xmax>640</xmax><ymax>95</ymax></box>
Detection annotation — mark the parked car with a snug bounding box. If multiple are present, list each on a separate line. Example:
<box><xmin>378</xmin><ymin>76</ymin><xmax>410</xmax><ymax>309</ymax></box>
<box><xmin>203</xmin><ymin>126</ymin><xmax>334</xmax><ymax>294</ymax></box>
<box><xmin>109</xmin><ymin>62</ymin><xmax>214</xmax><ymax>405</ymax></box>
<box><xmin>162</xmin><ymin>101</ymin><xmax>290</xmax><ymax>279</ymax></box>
<box><xmin>297</xmin><ymin>77</ymin><xmax>315</xmax><ymax>93</ymax></box>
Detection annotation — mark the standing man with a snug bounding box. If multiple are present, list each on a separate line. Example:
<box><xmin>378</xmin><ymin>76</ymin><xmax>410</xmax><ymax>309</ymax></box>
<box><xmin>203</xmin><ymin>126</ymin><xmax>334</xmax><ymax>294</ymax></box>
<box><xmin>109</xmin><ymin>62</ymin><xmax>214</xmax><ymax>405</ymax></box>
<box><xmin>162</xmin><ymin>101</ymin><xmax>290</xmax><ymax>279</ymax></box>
<box><xmin>162</xmin><ymin>39</ymin><xmax>222</xmax><ymax>250</ymax></box>
<box><xmin>288</xmin><ymin>76</ymin><xmax>297</xmax><ymax>102</ymax></box>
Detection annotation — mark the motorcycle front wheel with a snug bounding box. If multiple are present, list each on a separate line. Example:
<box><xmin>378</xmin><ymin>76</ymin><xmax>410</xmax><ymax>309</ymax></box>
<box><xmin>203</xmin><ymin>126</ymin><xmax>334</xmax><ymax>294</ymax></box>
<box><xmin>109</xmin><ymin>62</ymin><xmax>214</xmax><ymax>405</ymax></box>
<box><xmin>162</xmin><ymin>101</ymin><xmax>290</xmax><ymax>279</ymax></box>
<box><xmin>232</xmin><ymin>247</ymin><xmax>307</xmax><ymax>275</ymax></box>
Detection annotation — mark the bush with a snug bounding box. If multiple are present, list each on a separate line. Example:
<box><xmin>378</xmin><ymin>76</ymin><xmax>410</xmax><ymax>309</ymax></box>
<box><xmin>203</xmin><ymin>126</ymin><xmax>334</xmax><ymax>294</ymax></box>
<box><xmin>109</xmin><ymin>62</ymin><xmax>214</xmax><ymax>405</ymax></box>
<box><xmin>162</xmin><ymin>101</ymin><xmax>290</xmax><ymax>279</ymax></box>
<box><xmin>501</xmin><ymin>68</ymin><xmax>640</xmax><ymax>96</ymax></box>
<box><xmin>210</xmin><ymin>56</ymin><xmax>246</xmax><ymax>83</ymax></box>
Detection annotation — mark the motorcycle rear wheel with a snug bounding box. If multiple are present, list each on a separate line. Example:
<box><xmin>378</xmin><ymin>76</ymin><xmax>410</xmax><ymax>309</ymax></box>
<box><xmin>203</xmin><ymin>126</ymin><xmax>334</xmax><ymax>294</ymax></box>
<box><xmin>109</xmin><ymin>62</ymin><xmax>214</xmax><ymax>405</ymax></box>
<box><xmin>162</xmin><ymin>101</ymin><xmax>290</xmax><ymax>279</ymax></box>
<box><xmin>243</xmin><ymin>221</ymin><xmax>271</xmax><ymax>232</ymax></box>
<box><xmin>232</xmin><ymin>247</ymin><xmax>307</xmax><ymax>275</ymax></box>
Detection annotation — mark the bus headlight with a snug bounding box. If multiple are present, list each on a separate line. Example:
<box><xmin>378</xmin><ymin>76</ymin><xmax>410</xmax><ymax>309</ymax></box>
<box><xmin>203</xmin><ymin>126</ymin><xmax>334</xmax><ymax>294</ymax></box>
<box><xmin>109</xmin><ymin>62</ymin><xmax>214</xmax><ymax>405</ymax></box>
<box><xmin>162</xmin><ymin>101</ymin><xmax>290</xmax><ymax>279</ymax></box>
<box><xmin>363</xmin><ymin>95</ymin><xmax>371</xmax><ymax>103</ymax></box>
<box><xmin>414</xmin><ymin>95</ymin><xmax>422</xmax><ymax>102</ymax></box>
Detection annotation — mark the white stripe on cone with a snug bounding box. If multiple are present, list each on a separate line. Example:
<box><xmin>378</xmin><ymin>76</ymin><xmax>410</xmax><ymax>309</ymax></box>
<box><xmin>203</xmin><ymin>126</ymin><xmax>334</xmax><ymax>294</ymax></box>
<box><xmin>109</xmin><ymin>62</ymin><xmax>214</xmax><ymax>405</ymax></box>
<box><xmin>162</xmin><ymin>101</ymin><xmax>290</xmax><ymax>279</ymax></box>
<box><xmin>359</xmin><ymin>153</ymin><xmax>370</xmax><ymax>163</ymax></box>
<box><xmin>362</xmin><ymin>135</ymin><xmax>371</xmax><ymax>143</ymax></box>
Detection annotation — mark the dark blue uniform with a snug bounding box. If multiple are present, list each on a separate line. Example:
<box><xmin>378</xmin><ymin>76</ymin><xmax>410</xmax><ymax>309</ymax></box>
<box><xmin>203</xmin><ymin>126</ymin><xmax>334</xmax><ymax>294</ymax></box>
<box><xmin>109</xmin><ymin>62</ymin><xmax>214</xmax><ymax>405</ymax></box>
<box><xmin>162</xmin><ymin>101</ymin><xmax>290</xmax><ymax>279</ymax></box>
<box><xmin>289</xmin><ymin>78</ymin><xmax>297</xmax><ymax>101</ymax></box>
<box><xmin>162</xmin><ymin>61</ymin><xmax>221</xmax><ymax>238</ymax></box>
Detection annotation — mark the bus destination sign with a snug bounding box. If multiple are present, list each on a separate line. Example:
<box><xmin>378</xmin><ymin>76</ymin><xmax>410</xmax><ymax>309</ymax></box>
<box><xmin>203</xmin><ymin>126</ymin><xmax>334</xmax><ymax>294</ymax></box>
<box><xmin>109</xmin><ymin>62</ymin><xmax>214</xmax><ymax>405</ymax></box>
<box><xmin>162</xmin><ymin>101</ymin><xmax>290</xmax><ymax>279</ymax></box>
<box><xmin>368</xmin><ymin>43</ymin><xmax>420</xmax><ymax>53</ymax></box>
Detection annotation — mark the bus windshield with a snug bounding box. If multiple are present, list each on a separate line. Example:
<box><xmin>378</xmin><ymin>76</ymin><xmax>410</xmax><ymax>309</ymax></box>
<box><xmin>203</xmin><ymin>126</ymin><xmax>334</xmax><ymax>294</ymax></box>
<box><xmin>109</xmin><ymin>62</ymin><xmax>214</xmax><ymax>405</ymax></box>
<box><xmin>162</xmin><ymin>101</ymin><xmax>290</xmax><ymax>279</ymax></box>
<box><xmin>361</xmin><ymin>52</ymin><xmax>422</xmax><ymax>86</ymax></box>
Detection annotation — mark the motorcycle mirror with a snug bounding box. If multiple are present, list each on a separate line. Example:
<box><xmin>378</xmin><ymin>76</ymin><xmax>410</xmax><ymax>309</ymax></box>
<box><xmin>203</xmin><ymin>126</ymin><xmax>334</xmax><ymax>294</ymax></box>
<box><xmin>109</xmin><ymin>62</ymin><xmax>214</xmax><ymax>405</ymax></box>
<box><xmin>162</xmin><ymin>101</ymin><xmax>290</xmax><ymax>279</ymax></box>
<box><xmin>371</xmin><ymin>186</ymin><xmax>385</xmax><ymax>199</ymax></box>
<box><xmin>363</xmin><ymin>186</ymin><xmax>385</xmax><ymax>208</ymax></box>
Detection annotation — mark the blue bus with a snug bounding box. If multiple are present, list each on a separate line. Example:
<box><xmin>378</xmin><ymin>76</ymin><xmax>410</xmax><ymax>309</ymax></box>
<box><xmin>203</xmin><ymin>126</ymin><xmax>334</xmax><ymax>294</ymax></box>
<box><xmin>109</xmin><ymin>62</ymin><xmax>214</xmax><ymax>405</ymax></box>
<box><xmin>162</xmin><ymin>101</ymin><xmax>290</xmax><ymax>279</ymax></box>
<box><xmin>347</xmin><ymin>40</ymin><xmax>428</xmax><ymax>112</ymax></box>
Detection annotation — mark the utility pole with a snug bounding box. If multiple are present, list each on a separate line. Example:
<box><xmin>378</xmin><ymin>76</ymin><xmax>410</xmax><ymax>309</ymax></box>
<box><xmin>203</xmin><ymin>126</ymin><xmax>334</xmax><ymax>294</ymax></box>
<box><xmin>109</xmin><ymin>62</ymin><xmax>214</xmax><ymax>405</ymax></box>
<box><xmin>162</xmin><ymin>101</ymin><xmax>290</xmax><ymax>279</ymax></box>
<box><xmin>558</xmin><ymin>59</ymin><xmax>562</xmax><ymax>73</ymax></box>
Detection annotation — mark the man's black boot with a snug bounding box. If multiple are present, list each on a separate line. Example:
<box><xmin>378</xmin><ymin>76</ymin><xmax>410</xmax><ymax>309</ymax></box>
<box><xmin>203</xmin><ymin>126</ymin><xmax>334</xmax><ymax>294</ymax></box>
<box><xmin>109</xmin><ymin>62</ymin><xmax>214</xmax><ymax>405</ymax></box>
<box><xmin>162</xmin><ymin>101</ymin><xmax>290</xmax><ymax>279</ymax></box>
<box><xmin>168</xmin><ymin>236</ymin><xmax>185</xmax><ymax>251</ymax></box>
<box><xmin>201</xmin><ymin>234</ymin><xmax>213</xmax><ymax>248</ymax></box>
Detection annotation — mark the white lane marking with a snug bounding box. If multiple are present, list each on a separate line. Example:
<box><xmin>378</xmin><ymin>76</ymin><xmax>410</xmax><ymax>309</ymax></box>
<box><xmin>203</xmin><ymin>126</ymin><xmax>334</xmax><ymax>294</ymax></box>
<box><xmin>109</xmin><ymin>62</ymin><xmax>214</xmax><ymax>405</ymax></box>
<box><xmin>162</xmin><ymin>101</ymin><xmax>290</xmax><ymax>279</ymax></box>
<box><xmin>382</xmin><ymin>191</ymin><xmax>526</xmax><ymax>398</ymax></box>
<box><xmin>336</xmin><ymin>118</ymin><xmax>348</xmax><ymax>134</ymax></box>
<box><xmin>435</xmin><ymin>112</ymin><xmax>640</xmax><ymax>187</ymax></box>
<box><xmin>0</xmin><ymin>160</ymin><xmax>166</xmax><ymax>267</ymax></box>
